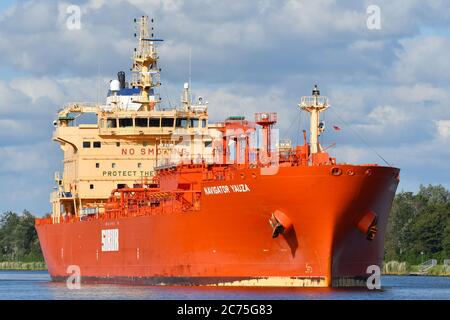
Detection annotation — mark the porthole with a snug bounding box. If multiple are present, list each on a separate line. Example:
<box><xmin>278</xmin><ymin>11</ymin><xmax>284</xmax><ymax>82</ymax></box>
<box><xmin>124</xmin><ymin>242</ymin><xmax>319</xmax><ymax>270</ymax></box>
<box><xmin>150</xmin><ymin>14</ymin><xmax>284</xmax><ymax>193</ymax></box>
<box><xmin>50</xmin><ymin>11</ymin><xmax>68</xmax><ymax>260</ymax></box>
<box><xmin>331</xmin><ymin>167</ymin><xmax>342</xmax><ymax>176</ymax></box>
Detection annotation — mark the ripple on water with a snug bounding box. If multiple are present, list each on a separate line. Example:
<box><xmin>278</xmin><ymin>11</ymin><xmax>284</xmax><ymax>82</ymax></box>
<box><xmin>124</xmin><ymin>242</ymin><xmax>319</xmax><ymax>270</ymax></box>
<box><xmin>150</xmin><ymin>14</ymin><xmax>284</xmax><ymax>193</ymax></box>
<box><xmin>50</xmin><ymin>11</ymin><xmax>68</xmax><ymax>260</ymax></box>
<box><xmin>0</xmin><ymin>271</ymin><xmax>448</xmax><ymax>300</ymax></box>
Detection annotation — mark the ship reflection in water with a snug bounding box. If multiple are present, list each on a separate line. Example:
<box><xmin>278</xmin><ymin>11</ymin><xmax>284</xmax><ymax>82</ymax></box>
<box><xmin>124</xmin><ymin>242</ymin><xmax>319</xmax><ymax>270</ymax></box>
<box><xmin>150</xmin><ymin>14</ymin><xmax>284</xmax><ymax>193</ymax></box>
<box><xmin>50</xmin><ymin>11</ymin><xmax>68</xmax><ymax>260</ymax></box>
<box><xmin>0</xmin><ymin>271</ymin><xmax>448</xmax><ymax>300</ymax></box>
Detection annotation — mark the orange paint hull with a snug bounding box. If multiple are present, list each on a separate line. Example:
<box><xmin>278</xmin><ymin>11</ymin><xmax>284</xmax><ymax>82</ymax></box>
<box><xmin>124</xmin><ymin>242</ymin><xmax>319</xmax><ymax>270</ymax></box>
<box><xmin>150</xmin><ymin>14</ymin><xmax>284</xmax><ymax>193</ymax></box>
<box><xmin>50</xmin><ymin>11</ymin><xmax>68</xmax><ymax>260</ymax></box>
<box><xmin>36</xmin><ymin>165</ymin><xmax>399</xmax><ymax>287</ymax></box>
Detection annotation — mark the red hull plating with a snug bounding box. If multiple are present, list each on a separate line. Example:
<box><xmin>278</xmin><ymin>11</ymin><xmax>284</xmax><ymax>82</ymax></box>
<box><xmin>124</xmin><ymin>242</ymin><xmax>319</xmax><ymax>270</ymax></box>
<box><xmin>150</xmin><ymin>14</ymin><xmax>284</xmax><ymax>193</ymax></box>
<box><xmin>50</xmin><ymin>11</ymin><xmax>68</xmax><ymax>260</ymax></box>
<box><xmin>36</xmin><ymin>165</ymin><xmax>399</xmax><ymax>287</ymax></box>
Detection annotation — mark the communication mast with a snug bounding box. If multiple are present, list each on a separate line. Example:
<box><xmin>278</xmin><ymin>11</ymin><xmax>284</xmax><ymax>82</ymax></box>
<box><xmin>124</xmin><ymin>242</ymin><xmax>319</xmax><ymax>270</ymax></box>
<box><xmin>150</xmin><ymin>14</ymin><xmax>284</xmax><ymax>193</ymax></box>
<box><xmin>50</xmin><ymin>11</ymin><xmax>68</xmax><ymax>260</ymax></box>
<box><xmin>131</xmin><ymin>16</ymin><xmax>163</xmax><ymax>111</ymax></box>
<box><xmin>299</xmin><ymin>85</ymin><xmax>329</xmax><ymax>154</ymax></box>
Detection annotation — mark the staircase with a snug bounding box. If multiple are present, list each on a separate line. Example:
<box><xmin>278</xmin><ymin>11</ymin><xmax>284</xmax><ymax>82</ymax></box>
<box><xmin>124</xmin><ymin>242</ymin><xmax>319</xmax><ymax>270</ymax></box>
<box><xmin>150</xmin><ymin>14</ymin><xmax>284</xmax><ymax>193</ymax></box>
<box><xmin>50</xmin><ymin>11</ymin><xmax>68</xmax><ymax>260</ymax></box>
<box><xmin>410</xmin><ymin>259</ymin><xmax>437</xmax><ymax>275</ymax></box>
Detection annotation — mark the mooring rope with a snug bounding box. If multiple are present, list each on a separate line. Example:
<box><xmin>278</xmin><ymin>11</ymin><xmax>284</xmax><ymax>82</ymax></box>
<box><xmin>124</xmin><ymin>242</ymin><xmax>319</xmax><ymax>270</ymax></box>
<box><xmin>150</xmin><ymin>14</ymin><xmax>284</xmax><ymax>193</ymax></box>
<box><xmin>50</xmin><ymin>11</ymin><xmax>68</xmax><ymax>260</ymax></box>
<box><xmin>328</xmin><ymin>107</ymin><xmax>392</xmax><ymax>167</ymax></box>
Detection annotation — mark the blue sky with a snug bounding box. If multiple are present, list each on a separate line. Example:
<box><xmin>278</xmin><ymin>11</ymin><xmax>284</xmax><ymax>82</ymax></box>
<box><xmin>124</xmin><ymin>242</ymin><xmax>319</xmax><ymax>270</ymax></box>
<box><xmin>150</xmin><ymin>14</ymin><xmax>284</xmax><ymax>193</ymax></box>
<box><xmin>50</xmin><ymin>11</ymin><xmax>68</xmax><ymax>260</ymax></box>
<box><xmin>0</xmin><ymin>0</ymin><xmax>14</xmax><ymax>11</ymax></box>
<box><xmin>0</xmin><ymin>0</ymin><xmax>449</xmax><ymax>215</ymax></box>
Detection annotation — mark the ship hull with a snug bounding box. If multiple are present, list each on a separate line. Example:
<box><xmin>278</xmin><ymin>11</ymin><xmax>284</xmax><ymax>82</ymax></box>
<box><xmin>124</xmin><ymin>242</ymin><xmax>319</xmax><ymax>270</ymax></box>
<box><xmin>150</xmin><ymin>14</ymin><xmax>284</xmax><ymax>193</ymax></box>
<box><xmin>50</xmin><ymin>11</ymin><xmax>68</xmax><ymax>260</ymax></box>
<box><xmin>36</xmin><ymin>165</ymin><xmax>399</xmax><ymax>287</ymax></box>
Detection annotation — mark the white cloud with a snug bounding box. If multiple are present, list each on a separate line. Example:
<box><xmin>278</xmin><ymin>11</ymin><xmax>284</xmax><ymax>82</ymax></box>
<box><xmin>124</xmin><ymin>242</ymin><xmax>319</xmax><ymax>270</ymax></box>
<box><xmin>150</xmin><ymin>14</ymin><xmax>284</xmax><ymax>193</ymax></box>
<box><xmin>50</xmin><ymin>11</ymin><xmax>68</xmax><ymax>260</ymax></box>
<box><xmin>10</xmin><ymin>77</ymin><xmax>64</xmax><ymax>104</ymax></box>
<box><xmin>394</xmin><ymin>36</ymin><xmax>450</xmax><ymax>84</ymax></box>
<box><xmin>333</xmin><ymin>145</ymin><xmax>372</xmax><ymax>165</ymax></box>
<box><xmin>1</xmin><ymin>0</ymin><xmax>450</xmax><ymax>213</ymax></box>
<box><xmin>8</xmin><ymin>75</ymin><xmax>111</xmax><ymax>107</ymax></box>
<box><xmin>0</xmin><ymin>141</ymin><xmax>54</xmax><ymax>173</ymax></box>
<box><xmin>349</xmin><ymin>40</ymin><xmax>386</xmax><ymax>51</ymax></box>
<box><xmin>198</xmin><ymin>86</ymin><xmax>290</xmax><ymax>127</ymax></box>
<box><xmin>367</xmin><ymin>105</ymin><xmax>411</xmax><ymax>126</ymax></box>
<box><xmin>390</xmin><ymin>83</ymin><xmax>450</xmax><ymax>104</ymax></box>
<box><xmin>436</xmin><ymin>120</ymin><xmax>450</xmax><ymax>140</ymax></box>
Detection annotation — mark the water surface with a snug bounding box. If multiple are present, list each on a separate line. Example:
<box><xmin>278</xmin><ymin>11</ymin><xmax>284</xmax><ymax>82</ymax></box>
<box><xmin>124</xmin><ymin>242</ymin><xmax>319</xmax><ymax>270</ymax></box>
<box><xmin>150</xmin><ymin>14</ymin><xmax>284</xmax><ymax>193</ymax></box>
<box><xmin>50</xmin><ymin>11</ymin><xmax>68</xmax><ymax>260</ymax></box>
<box><xmin>0</xmin><ymin>271</ymin><xmax>448</xmax><ymax>300</ymax></box>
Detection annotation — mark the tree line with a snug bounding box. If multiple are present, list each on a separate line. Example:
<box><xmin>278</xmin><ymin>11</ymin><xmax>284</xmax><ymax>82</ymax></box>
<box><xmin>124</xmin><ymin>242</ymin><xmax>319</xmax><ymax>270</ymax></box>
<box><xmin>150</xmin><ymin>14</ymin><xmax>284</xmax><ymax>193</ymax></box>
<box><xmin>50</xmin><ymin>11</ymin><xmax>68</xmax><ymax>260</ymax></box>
<box><xmin>0</xmin><ymin>184</ymin><xmax>448</xmax><ymax>264</ymax></box>
<box><xmin>384</xmin><ymin>184</ymin><xmax>450</xmax><ymax>264</ymax></box>
<box><xmin>0</xmin><ymin>210</ymin><xmax>44</xmax><ymax>262</ymax></box>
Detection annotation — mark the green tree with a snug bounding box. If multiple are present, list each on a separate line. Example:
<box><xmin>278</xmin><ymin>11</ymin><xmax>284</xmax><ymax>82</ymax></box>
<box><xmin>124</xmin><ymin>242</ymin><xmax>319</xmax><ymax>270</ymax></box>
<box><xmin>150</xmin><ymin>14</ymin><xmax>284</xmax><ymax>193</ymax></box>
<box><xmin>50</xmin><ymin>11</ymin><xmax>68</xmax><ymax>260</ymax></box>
<box><xmin>0</xmin><ymin>210</ymin><xmax>44</xmax><ymax>262</ymax></box>
<box><xmin>417</xmin><ymin>184</ymin><xmax>449</xmax><ymax>205</ymax></box>
<box><xmin>443</xmin><ymin>219</ymin><xmax>450</xmax><ymax>257</ymax></box>
<box><xmin>384</xmin><ymin>185</ymin><xmax>450</xmax><ymax>264</ymax></box>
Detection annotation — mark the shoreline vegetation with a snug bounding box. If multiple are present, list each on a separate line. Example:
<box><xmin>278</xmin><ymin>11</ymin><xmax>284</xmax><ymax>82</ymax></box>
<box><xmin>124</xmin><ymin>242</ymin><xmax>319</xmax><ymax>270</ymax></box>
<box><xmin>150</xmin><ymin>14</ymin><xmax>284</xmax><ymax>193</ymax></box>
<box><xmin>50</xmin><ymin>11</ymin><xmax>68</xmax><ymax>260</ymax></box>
<box><xmin>1</xmin><ymin>185</ymin><xmax>448</xmax><ymax>275</ymax></box>
<box><xmin>382</xmin><ymin>261</ymin><xmax>449</xmax><ymax>276</ymax></box>
<box><xmin>383</xmin><ymin>185</ymin><xmax>449</xmax><ymax>278</ymax></box>
<box><xmin>0</xmin><ymin>261</ymin><xmax>47</xmax><ymax>271</ymax></box>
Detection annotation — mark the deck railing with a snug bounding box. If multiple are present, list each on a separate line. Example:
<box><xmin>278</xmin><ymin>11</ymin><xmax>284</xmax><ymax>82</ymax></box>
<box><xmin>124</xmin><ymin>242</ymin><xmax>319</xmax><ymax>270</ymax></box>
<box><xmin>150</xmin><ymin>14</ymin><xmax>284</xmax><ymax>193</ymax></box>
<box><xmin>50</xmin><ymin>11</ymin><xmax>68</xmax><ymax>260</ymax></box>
<box><xmin>35</xmin><ymin>190</ymin><xmax>200</xmax><ymax>226</ymax></box>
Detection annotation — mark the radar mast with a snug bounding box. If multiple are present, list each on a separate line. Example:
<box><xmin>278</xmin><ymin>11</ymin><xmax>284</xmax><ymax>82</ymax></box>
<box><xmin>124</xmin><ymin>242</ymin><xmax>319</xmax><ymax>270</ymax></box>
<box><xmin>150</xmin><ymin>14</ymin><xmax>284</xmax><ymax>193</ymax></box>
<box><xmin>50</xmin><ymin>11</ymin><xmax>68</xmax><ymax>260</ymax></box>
<box><xmin>131</xmin><ymin>16</ymin><xmax>162</xmax><ymax>111</ymax></box>
<box><xmin>299</xmin><ymin>85</ymin><xmax>330</xmax><ymax>154</ymax></box>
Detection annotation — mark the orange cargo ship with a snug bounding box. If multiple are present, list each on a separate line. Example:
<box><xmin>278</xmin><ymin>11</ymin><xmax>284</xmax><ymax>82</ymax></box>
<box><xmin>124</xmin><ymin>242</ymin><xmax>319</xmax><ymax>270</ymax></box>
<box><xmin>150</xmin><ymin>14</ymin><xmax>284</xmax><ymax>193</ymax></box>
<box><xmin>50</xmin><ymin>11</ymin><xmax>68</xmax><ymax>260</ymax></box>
<box><xmin>35</xmin><ymin>17</ymin><xmax>400</xmax><ymax>287</ymax></box>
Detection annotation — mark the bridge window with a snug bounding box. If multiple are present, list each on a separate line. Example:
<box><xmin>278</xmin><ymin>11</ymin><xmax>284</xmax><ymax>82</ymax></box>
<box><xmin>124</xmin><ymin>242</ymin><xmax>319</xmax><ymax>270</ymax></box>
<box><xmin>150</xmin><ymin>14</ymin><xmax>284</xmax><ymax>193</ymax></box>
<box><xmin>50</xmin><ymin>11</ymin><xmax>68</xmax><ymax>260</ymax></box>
<box><xmin>190</xmin><ymin>118</ymin><xmax>199</xmax><ymax>128</ymax></box>
<box><xmin>75</xmin><ymin>113</ymin><xmax>98</xmax><ymax>125</ymax></box>
<box><xmin>119</xmin><ymin>118</ymin><xmax>133</xmax><ymax>128</ymax></box>
<box><xmin>83</xmin><ymin>141</ymin><xmax>91</xmax><ymax>148</ymax></box>
<box><xmin>176</xmin><ymin>118</ymin><xmax>188</xmax><ymax>128</ymax></box>
<box><xmin>202</xmin><ymin>119</ymin><xmax>207</xmax><ymax>128</ymax></box>
<box><xmin>106</xmin><ymin>118</ymin><xmax>117</xmax><ymax>128</ymax></box>
<box><xmin>161</xmin><ymin>118</ymin><xmax>174</xmax><ymax>127</ymax></box>
<box><xmin>93</xmin><ymin>141</ymin><xmax>101</xmax><ymax>148</ymax></box>
<box><xmin>135</xmin><ymin>118</ymin><xmax>148</xmax><ymax>127</ymax></box>
<box><xmin>149</xmin><ymin>118</ymin><xmax>161</xmax><ymax>127</ymax></box>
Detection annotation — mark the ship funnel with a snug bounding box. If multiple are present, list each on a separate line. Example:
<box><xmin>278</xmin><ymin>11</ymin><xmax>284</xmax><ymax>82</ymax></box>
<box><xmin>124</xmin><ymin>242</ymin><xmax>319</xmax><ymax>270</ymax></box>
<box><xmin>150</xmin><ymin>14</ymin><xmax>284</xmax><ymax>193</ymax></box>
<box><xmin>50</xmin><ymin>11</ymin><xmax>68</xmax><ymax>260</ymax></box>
<box><xmin>118</xmin><ymin>71</ymin><xmax>126</xmax><ymax>89</ymax></box>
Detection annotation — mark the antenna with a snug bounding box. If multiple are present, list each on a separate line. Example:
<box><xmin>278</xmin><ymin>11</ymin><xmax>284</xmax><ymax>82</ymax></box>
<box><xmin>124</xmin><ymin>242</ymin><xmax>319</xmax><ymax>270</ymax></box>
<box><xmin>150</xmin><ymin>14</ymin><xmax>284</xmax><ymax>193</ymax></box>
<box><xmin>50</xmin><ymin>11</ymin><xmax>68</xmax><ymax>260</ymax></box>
<box><xmin>189</xmin><ymin>47</ymin><xmax>192</xmax><ymax>99</ymax></box>
<box><xmin>96</xmin><ymin>62</ymin><xmax>100</xmax><ymax>107</ymax></box>
<box><xmin>163</xmin><ymin>86</ymin><xmax>173</xmax><ymax>109</ymax></box>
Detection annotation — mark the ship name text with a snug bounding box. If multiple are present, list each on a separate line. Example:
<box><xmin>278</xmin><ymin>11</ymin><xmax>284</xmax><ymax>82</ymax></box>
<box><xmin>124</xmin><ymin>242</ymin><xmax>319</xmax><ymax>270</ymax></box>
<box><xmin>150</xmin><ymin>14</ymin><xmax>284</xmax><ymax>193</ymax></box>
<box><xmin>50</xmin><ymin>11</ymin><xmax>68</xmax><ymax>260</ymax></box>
<box><xmin>203</xmin><ymin>184</ymin><xmax>250</xmax><ymax>195</ymax></box>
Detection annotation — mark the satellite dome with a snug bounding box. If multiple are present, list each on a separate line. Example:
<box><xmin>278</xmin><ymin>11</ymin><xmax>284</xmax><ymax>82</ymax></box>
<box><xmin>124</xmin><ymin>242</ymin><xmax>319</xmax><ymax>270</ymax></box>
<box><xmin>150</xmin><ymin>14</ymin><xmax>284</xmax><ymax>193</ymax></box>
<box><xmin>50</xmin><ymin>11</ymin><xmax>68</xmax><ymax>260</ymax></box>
<box><xmin>110</xmin><ymin>80</ymin><xmax>121</xmax><ymax>92</ymax></box>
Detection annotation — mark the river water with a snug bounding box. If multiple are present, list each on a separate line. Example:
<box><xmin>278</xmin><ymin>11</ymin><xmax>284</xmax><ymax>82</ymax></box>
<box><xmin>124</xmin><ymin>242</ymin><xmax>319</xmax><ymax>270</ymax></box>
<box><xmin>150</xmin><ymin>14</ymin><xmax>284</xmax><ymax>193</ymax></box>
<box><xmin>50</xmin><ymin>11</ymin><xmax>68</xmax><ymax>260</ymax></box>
<box><xmin>0</xmin><ymin>271</ymin><xmax>448</xmax><ymax>300</ymax></box>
